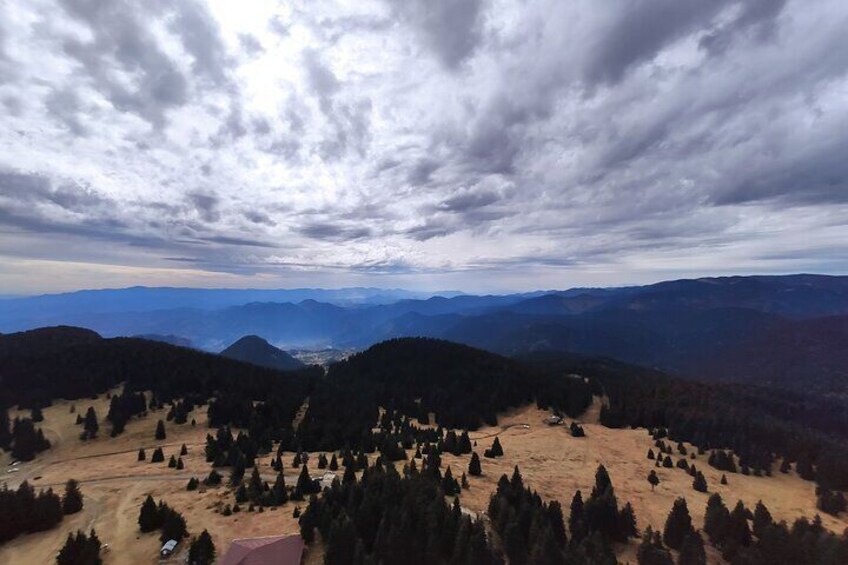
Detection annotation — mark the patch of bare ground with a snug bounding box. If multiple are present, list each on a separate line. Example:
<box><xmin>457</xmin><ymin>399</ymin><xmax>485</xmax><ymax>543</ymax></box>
<box><xmin>438</xmin><ymin>400</ymin><xmax>847</xmax><ymax>564</ymax></box>
<box><xmin>0</xmin><ymin>393</ymin><xmax>317</xmax><ymax>565</ymax></box>
<box><xmin>2</xmin><ymin>394</ymin><xmax>845</xmax><ymax>565</ymax></box>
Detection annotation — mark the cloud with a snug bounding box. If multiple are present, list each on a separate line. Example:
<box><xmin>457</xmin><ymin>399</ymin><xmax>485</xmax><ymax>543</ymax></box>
<box><xmin>389</xmin><ymin>0</ymin><xmax>485</xmax><ymax>70</ymax></box>
<box><xmin>1</xmin><ymin>0</ymin><xmax>848</xmax><ymax>292</ymax></box>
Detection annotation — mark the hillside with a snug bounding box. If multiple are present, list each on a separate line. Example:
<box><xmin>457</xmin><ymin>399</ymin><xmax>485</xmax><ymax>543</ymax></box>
<box><xmin>0</xmin><ymin>327</ymin><xmax>319</xmax><ymax>409</ymax></box>
<box><xmin>220</xmin><ymin>335</ymin><xmax>305</xmax><ymax>371</ymax></box>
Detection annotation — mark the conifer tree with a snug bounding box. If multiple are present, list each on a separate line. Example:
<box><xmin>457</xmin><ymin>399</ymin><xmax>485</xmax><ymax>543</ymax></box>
<box><xmin>138</xmin><ymin>448</ymin><xmax>146</xmax><ymax>461</ymax></box>
<box><xmin>692</xmin><ymin>471</ymin><xmax>707</xmax><ymax>493</ymax></box>
<box><xmin>272</xmin><ymin>471</ymin><xmax>288</xmax><ymax>504</ymax></box>
<box><xmin>186</xmin><ymin>477</ymin><xmax>199</xmax><ymax>491</ymax></box>
<box><xmin>720</xmin><ymin>474</ymin><xmax>728</xmax><ymax>485</ymax></box>
<box><xmin>569</xmin><ymin>490</ymin><xmax>587</xmax><ymax>542</ymax></box>
<box><xmin>637</xmin><ymin>527</ymin><xmax>673</xmax><ymax>565</ymax></box>
<box><xmin>663</xmin><ymin>498</ymin><xmax>694</xmax><ymax>550</ymax></box>
<box><xmin>188</xmin><ymin>529</ymin><xmax>216</xmax><ymax>565</ymax></box>
<box><xmin>83</xmin><ymin>407</ymin><xmax>98</xmax><ymax>440</ymax></box>
<box><xmin>151</xmin><ymin>447</ymin><xmax>165</xmax><ymax>463</ymax></box>
<box><xmin>469</xmin><ymin>452</ymin><xmax>482</xmax><ymax>476</ymax></box>
<box><xmin>176</xmin><ymin>457</ymin><xmax>184</xmax><ymax>470</ymax></box>
<box><xmin>329</xmin><ymin>453</ymin><xmax>339</xmax><ymax>470</ymax></box>
<box><xmin>678</xmin><ymin>532</ymin><xmax>706</xmax><ymax>565</ymax></box>
<box><xmin>752</xmin><ymin>501</ymin><xmax>773</xmax><ymax>538</ymax></box>
<box><xmin>168</xmin><ymin>455</ymin><xmax>177</xmax><ymax>468</ymax></box>
<box><xmin>138</xmin><ymin>495</ymin><xmax>160</xmax><ymax>532</ymax></box>
<box><xmin>648</xmin><ymin>470</ymin><xmax>660</xmax><ymax>491</ymax></box>
<box><xmin>618</xmin><ymin>502</ymin><xmax>639</xmax><ymax>540</ymax></box>
<box><xmin>62</xmin><ymin>479</ymin><xmax>84</xmax><ymax>515</ymax></box>
<box><xmin>703</xmin><ymin>493</ymin><xmax>729</xmax><ymax>545</ymax></box>
<box><xmin>180</xmin><ymin>444</ymin><xmax>188</xmax><ymax>456</ymax></box>
<box><xmin>155</xmin><ymin>420</ymin><xmax>166</xmax><ymax>440</ymax></box>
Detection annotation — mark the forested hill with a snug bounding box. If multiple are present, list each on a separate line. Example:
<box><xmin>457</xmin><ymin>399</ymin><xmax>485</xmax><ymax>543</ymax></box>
<box><xmin>220</xmin><ymin>335</ymin><xmax>305</xmax><ymax>371</ymax></box>
<box><xmin>0</xmin><ymin>327</ymin><xmax>320</xmax><ymax>409</ymax></box>
<box><xmin>292</xmin><ymin>338</ymin><xmax>595</xmax><ymax>453</ymax></box>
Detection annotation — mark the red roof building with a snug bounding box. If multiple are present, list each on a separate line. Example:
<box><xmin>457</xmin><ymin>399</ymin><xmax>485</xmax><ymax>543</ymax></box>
<box><xmin>220</xmin><ymin>534</ymin><xmax>304</xmax><ymax>565</ymax></box>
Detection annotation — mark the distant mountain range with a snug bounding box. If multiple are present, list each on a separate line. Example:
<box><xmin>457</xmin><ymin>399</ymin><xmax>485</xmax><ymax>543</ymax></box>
<box><xmin>2</xmin><ymin>274</ymin><xmax>847</xmax><ymax>394</ymax></box>
<box><xmin>220</xmin><ymin>335</ymin><xmax>305</xmax><ymax>371</ymax></box>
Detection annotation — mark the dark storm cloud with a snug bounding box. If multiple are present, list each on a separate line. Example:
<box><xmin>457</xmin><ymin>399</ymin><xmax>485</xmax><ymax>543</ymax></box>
<box><xmin>390</xmin><ymin>0</ymin><xmax>484</xmax><ymax>70</ymax></box>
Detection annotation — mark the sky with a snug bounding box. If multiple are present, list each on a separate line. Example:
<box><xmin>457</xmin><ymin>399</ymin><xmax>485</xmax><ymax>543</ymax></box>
<box><xmin>1</xmin><ymin>0</ymin><xmax>847</xmax><ymax>295</ymax></box>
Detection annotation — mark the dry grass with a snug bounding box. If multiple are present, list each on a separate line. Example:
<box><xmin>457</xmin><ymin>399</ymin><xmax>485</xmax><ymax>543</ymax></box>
<box><xmin>1</xmin><ymin>395</ymin><xmax>845</xmax><ymax>565</ymax></box>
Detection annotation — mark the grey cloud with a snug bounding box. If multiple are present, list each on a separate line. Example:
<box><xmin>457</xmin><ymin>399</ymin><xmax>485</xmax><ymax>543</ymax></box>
<box><xmin>407</xmin><ymin>159</ymin><xmax>440</xmax><ymax>186</ymax></box>
<box><xmin>186</xmin><ymin>191</ymin><xmax>220</xmax><ymax>223</ymax></box>
<box><xmin>243</xmin><ymin>210</ymin><xmax>277</xmax><ymax>226</ymax></box>
<box><xmin>196</xmin><ymin>235</ymin><xmax>276</xmax><ymax>248</ymax></box>
<box><xmin>299</xmin><ymin>222</ymin><xmax>372</xmax><ymax>241</ymax></box>
<box><xmin>45</xmin><ymin>88</ymin><xmax>89</xmax><ymax>136</ymax></box>
<box><xmin>699</xmin><ymin>0</ymin><xmax>788</xmax><ymax>57</ymax></box>
<box><xmin>170</xmin><ymin>1</ymin><xmax>231</xmax><ymax>87</ymax></box>
<box><xmin>438</xmin><ymin>188</ymin><xmax>500</xmax><ymax>213</ymax></box>
<box><xmin>59</xmin><ymin>0</ymin><xmax>190</xmax><ymax>127</ymax></box>
<box><xmin>2</xmin><ymin>96</ymin><xmax>22</xmax><ymax>116</ymax></box>
<box><xmin>390</xmin><ymin>0</ymin><xmax>485</xmax><ymax>70</ymax></box>
<box><xmin>303</xmin><ymin>50</ymin><xmax>372</xmax><ymax>160</ymax></box>
<box><xmin>584</xmin><ymin>1</ymin><xmax>732</xmax><ymax>87</ymax></box>
<box><xmin>238</xmin><ymin>34</ymin><xmax>264</xmax><ymax>56</ymax></box>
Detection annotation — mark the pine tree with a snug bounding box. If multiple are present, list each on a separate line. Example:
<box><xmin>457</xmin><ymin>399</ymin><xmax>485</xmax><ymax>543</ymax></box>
<box><xmin>160</xmin><ymin>507</ymin><xmax>187</xmax><ymax>542</ymax></box>
<box><xmin>678</xmin><ymin>532</ymin><xmax>706</xmax><ymax>565</ymax></box>
<box><xmin>62</xmin><ymin>479</ymin><xmax>84</xmax><ymax>515</ymax></box>
<box><xmin>180</xmin><ymin>444</ymin><xmax>188</xmax><ymax>456</ymax></box>
<box><xmin>155</xmin><ymin>420</ymin><xmax>166</xmax><ymax>440</ymax></box>
<box><xmin>569</xmin><ymin>490</ymin><xmax>588</xmax><ymax>542</ymax></box>
<box><xmin>205</xmin><ymin>469</ymin><xmax>222</xmax><ymax>486</ymax></box>
<box><xmin>703</xmin><ymin>493</ymin><xmax>729</xmax><ymax>545</ymax></box>
<box><xmin>692</xmin><ymin>471</ymin><xmax>707</xmax><ymax>493</ymax></box>
<box><xmin>663</xmin><ymin>498</ymin><xmax>694</xmax><ymax>550</ymax></box>
<box><xmin>176</xmin><ymin>457</ymin><xmax>184</xmax><ymax>470</ymax></box>
<box><xmin>151</xmin><ymin>447</ymin><xmax>165</xmax><ymax>463</ymax></box>
<box><xmin>294</xmin><ymin>464</ymin><xmax>314</xmax><ymax>499</ymax></box>
<box><xmin>138</xmin><ymin>448</ymin><xmax>146</xmax><ymax>461</ymax></box>
<box><xmin>168</xmin><ymin>455</ymin><xmax>177</xmax><ymax>468</ymax></box>
<box><xmin>648</xmin><ymin>470</ymin><xmax>660</xmax><ymax>491</ymax></box>
<box><xmin>720</xmin><ymin>474</ymin><xmax>728</xmax><ymax>485</ymax></box>
<box><xmin>637</xmin><ymin>527</ymin><xmax>673</xmax><ymax>565</ymax></box>
<box><xmin>647</xmin><ymin>448</ymin><xmax>655</xmax><ymax>460</ymax></box>
<box><xmin>469</xmin><ymin>452</ymin><xmax>482</xmax><ymax>476</ymax></box>
<box><xmin>618</xmin><ymin>502</ymin><xmax>638</xmax><ymax>540</ymax></box>
<box><xmin>138</xmin><ymin>495</ymin><xmax>160</xmax><ymax>532</ymax></box>
<box><xmin>752</xmin><ymin>500</ymin><xmax>773</xmax><ymax>539</ymax></box>
<box><xmin>329</xmin><ymin>453</ymin><xmax>339</xmax><ymax>470</ymax></box>
<box><xmin>272</xmin><ymin>471</ymin><xmax>288</xmax><ymax>505</ymax></box>
<box><xmin>186</xmin><ymin>477</ymin><xmax>199</xmax><ymax>491</ymax></box>
<box><xmin>83</xmin><ymin>407</ymin><xmax>98</xmax><ymax>440</ymax></box>
<box><xmin>188</xmin><ymin>529</ymin><xmax>216</xmax><ymax>565</ymax></box>
<box><xmin>318</xmin><ymin>453</ymin><xmax>328</xmax><ymax>469</ymax></box>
